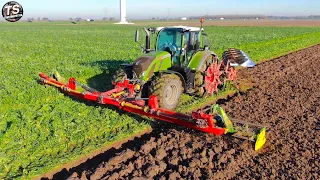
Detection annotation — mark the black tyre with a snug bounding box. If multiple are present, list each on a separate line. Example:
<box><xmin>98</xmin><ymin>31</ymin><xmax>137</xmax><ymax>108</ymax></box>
<box><xmin>111</xmin><ymin>69</ymin><xmax>127</xmax><ymax>85</ymax></box>
<box><xmin>148</xmin><ymin>73</ymin><xmax>183</xmax><ymax>110</ymax></box>
<box><xmin>194</xmin><ymin>55</ymin><xmax>219</xmax><ymax>97</ymax></box>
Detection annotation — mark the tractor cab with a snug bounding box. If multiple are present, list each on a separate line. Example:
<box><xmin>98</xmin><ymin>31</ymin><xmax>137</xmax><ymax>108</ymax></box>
<box><xmin>134</xmin><ymin>25</ymin><xmax>210</xmax><ymax>68</ymax></box>
<box><xmin>155</xmin><ymin>26</ymin><xmax>207</xmax><ymax>66</ymax></box>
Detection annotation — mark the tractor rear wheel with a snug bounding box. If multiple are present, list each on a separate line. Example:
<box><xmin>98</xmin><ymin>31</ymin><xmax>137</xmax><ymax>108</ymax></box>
<box><xmin>148</xmin><ymin>73</ymin><xmax>183</xmax><ymax>110</ymax></box>
<box><xmin>194</xmin><ymin>55</ymin><xmax>221</xmax><ymax>97</ymax></box>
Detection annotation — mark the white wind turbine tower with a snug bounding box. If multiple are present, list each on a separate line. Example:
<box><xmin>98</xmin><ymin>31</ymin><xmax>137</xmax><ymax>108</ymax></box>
<box><xmin>114</xmin><ymin>0</ymin><xmax>134</xmax><ymax>24</ymax></box>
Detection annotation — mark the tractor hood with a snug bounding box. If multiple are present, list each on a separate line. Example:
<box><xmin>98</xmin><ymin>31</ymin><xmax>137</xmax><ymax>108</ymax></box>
<box><xmin>132</xmin><ymin>51</ymin><xmax>171</xmax><ymax>79</ymax></box>
<box><xmin>132</xmin><ymin>55</ymin><xmax>156</xmax><ymax>78</ymax></box>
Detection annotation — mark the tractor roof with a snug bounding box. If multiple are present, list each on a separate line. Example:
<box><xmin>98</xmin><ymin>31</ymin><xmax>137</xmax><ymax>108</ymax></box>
<box><xmin>156</xmin><ymin>26</ymin><xmax>204</xmax><ymax>31</ymax></box>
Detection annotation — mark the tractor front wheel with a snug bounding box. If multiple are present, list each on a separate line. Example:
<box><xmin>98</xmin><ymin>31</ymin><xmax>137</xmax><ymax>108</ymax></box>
<box><xmin>111</xmin><ymin>69</ymin><xmax>127</xmax><ymax>85</ymax></box>
<box><xmin>148</xmin><ymin>73</ymin><xmax>183</xmax><ymax>110</ymax></box>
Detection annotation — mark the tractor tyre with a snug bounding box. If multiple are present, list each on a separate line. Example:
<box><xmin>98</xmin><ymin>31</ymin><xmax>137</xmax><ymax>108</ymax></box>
<box><xmin>111</xmin><ymin>69</ymin><xmax>127</xmax><ymax>85</ymax></box>
<box><xmin>148</xmin><ymin>73</ymin><xmax>183</xmax><ymax>110</ymax></box>
<box><xmin>194</xmin><ymin>55</ymin><xmax>220</xmax><ymax>97</ymax></box>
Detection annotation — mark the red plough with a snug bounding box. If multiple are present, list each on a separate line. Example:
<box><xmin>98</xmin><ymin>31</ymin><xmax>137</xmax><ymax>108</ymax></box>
<box><xmin>39</xmin><ymin>72</ymin><xmax>267</xmax><ymax>151</ymax></box>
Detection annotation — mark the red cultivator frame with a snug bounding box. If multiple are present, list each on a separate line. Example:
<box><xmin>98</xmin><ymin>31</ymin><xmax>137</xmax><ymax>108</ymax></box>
<box><xmin>39</xmin><ymin>72</ymin><xmax>267</xmax><ymax>151</ymax></box>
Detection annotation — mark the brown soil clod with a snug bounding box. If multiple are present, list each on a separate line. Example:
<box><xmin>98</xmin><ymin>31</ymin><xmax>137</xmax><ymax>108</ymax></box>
<box><xmin>155</xmin><ymin>148</ymin><xmax>167</xmax><ymax>160</ymax></box>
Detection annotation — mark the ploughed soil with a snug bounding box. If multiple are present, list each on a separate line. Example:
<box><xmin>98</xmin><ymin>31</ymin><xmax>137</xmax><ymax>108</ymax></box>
<box><xmin>45</xmin><ymin>45</ymin><xmax>320</xmax><ymax>180</ymax></box>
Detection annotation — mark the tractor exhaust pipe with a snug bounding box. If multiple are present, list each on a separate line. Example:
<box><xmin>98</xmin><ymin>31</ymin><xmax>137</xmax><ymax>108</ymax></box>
<box><xmin>143</xmin><ymin>28</ymin><xmax>151</xmax><ymax>53</ymax></box>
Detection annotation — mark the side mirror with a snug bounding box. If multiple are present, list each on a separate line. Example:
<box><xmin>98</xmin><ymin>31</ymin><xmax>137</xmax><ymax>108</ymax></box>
<box><xmin>204</xmin><ymin>38</ymin><xmax>210</xmax><ymax>50</ymax></box>
<box><xmin>135</xmin><ymin>30</ymin><xmax>139</xmax><ymax>42</ymax></box>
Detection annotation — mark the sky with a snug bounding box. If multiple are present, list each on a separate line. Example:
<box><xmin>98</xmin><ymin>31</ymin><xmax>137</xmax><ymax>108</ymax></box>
<box><xmin>1</xmin><ymin>0</ymin><xmax>319</xmax><ymax>20</ymax></box>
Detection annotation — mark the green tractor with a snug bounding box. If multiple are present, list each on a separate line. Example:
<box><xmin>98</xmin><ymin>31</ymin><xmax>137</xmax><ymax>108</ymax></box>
<box><xmin>112</xmin><ymin>21</ymin><xmax>255</xmax><ymax>110</ymax></box>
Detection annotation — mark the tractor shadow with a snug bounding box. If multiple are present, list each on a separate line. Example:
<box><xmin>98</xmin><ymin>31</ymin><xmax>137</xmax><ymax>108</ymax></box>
<box><xmin>68</xmin><ymin>59</ymin><xmax>165</xmax><ymax>127</ymax></box>
<box><xmin>82</xmin><ymin>60</ymin><xmax>129</xmax><ymax>92</ymax></box>
<box><xmin>74</xmin><ymin>59</ymin><xmax>151</xmax><ymax>121</ymax></box>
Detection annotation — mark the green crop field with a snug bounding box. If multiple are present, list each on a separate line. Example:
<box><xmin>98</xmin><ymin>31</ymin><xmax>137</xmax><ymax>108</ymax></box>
<box><xmin>1</xmin><ymin>21</ymin><xmax>320</xmax><ymax>179</ymax></box>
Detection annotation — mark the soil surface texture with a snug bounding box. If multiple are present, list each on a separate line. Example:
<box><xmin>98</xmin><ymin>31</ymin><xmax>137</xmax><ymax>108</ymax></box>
<box><xmin>46</xmin><ymin>45</ymin><xmax>320</xmax><ymax>180</ymax></box>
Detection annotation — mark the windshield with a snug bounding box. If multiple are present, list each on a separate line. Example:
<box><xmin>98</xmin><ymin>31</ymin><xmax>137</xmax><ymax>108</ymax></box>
<box><xmin>156</xmin><ymin>28</ymin><xmax>182</xmax><ymax>51</ymax></box>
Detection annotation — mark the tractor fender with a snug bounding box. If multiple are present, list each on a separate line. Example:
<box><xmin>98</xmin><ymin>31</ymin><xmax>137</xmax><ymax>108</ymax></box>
<box><xmin>157</xmin><ymin>70</ymin><xmax>187</xmax><ymax>92</ymax></box>
<box><xmin>188</xmin><ymin>51</ymin><xmax>218</xmax><ymax>71</ymax></box>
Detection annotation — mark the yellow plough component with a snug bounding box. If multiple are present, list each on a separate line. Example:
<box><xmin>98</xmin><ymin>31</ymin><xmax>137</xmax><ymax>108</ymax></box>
<box><xmin>120</xmin><ymin>101</ymin><xmax>143</xmax><ymax>110</ymax></box>
<box><xmin>53</xmin><ymin>71</ymin><xmax>64</xmax><ymax>83</ymax></box>
<box><xmin>255</xmin><ymin>128</ymin><xmax>267</xmax><ymax>151</ymax></box>
<box><xmin>212</xmin><ymin>104</ymin><xmax>267</xmax><ymax>151</ymax></box>
<box><xmin>112</xmin><ymin>91</ymin><xmax>125</xmax><ymax>98</ymax></box>
<box><xmin>41</xmin><ymin>79</ymin><xmax>81</xmax><ymax>94</ymax></box>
